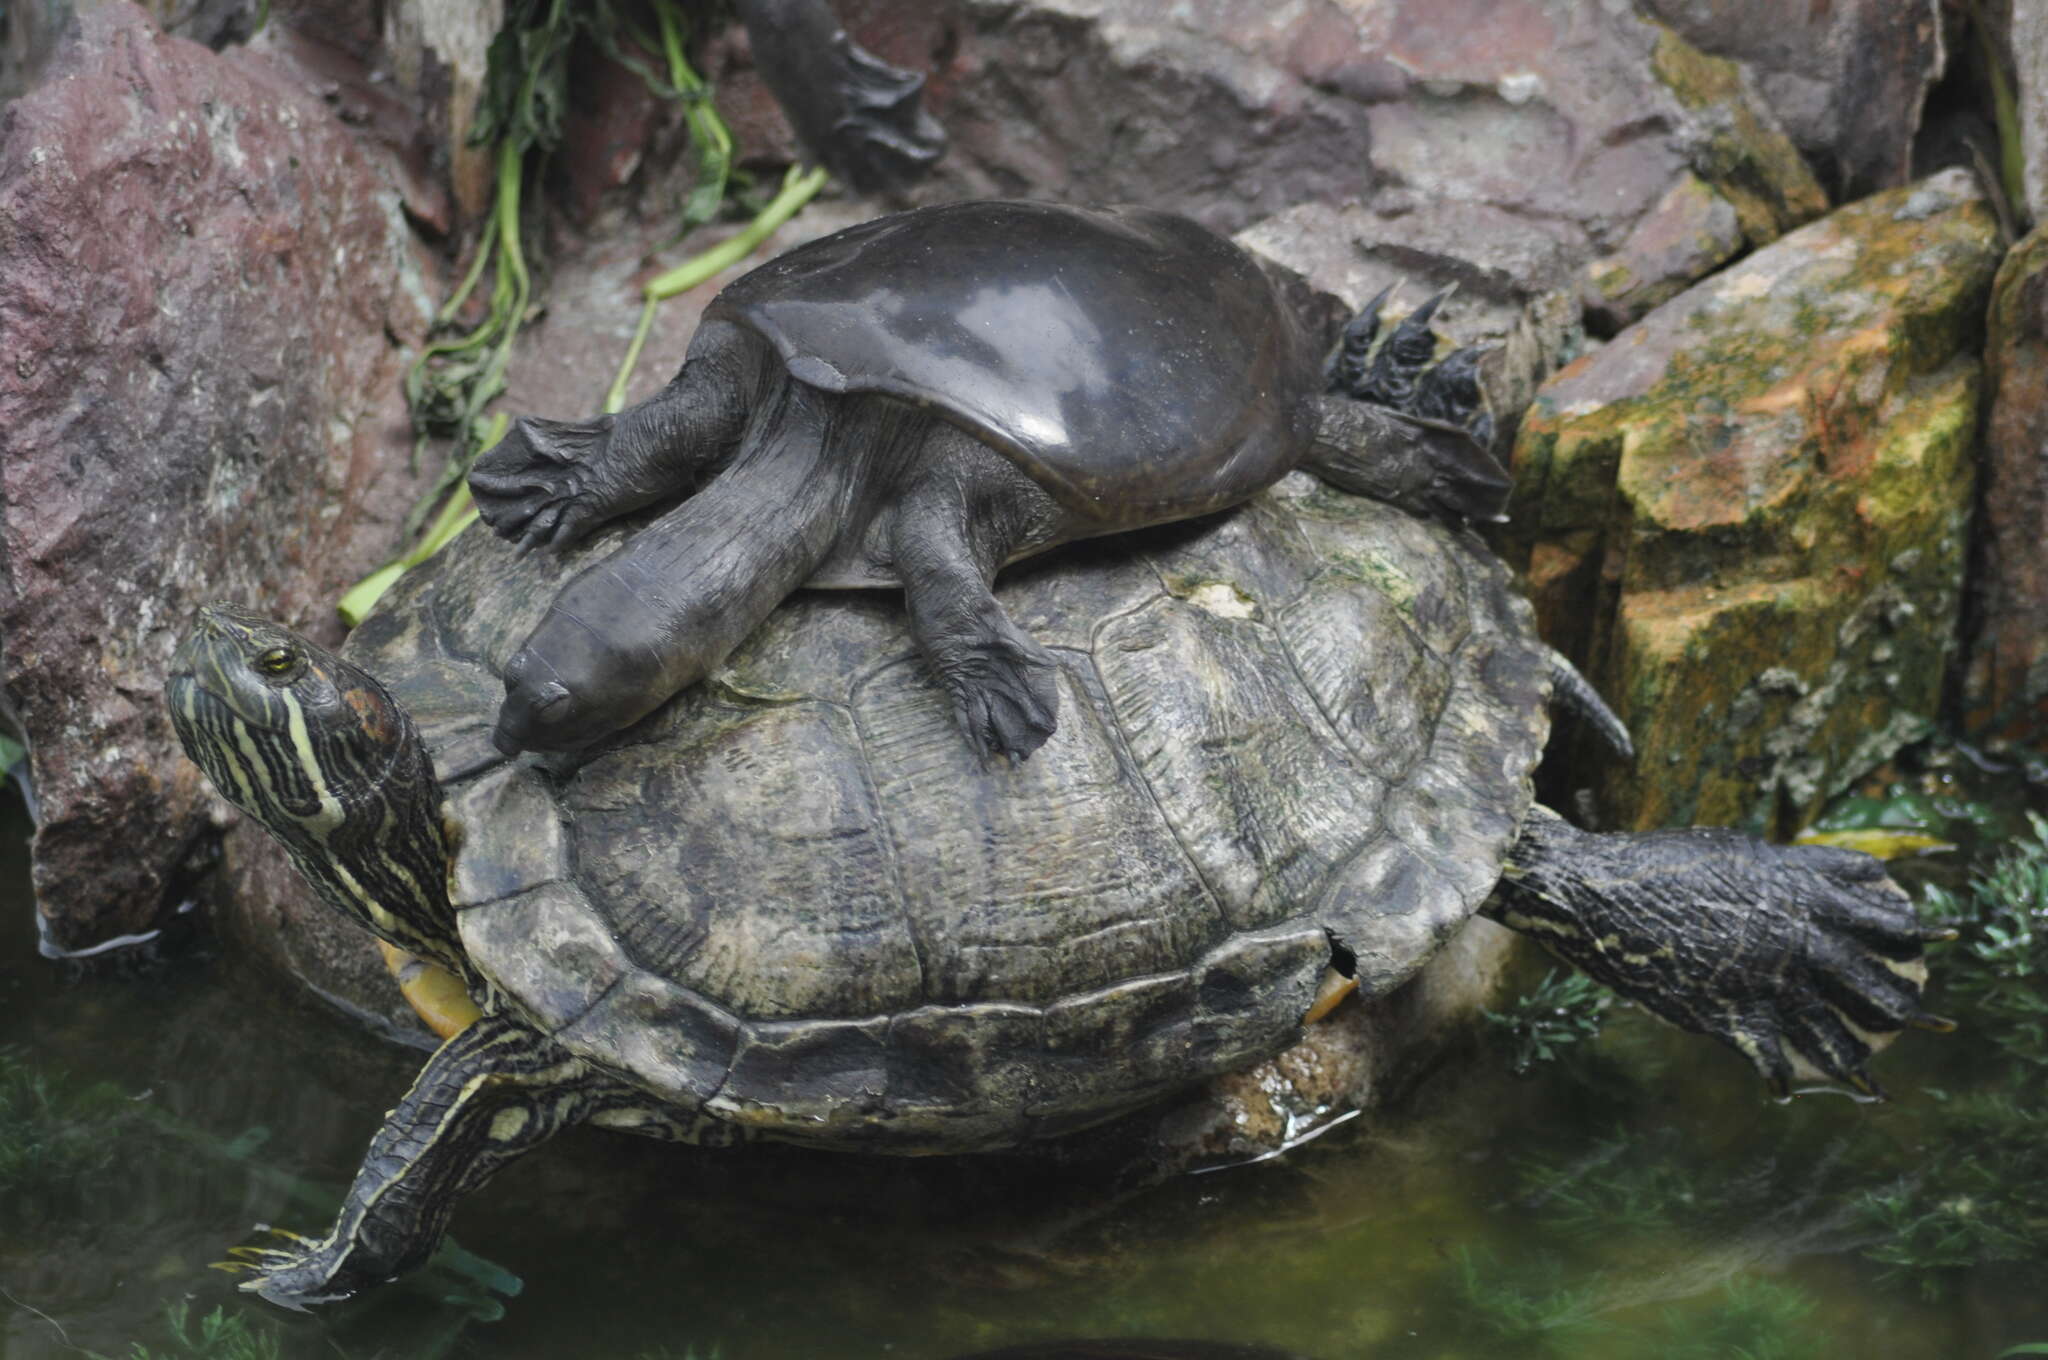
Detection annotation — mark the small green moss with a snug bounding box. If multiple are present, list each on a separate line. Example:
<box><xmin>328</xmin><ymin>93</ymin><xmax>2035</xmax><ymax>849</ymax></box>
<box><xmin>1484</xmin><ymin>969</ymin><xmax>1612</xmax><ymax>1076</ymax></box>
<box><xmin>90</xmin><ymin>1302</ymin><xmax>282</xmax><ymax>1360</ymax></box>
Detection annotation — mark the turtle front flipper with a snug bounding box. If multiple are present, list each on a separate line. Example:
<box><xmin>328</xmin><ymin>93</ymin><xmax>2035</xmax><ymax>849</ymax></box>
<box><xmin>736</xmin><ymin>0</ymin><xmax>945</xmax><ymax>195</ymax></box>
<box><xmin>470</xmin><ymin>322</ymin><xmax>756</xmax><ymax>553</ymax></box>
<box><xmin>221</xmin><ymin>1015</ymin><xmax>630</xmax><ymax>1308</ymax></box>
<box><xmin>1489</xmin><ymin>806</ymin><xmax>1952</xmax><ymax>1098</ymax></box>
<box><xmin>888</xmin><ymin>428</ymin><xmax>1066</xmax><ymax>762</ymax></box>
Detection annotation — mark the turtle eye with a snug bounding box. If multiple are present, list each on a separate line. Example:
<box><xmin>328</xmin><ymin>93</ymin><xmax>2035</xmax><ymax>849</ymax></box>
<box><xmin>255</xmin><ymin>646</ymin><xmax>299</xmax><ymax>678</ymax></box>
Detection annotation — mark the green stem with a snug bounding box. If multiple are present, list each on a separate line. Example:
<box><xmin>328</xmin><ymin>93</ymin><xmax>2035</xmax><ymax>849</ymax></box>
<box><xmin>602</xmin><ymin>164</ymin><xmax>825</xmax><ymax>410</ymax></box>
<box><xmin>647</xmin><ymin>164</ymin><xmax>826</xmax><ymax>301</ymax></box>
<box><xmin>339</xmin><ymin>415</ymin><xmax>504</xmax><ymax>626</ymax></box>
<box><xmin>437</xmin><ymin>211</ymin><xmax>503</xmax><ymax>328</ymax></box>
<box><xmin>604</xmin><ymin>297</ymin><xmax>663</xmax><ymax>415</ymax></box>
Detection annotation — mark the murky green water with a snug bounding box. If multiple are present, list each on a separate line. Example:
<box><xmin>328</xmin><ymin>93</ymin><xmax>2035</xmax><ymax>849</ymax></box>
<box><xmin>4</xmin><ymin>761</ymin><xmax>2046</xmax><ymax>1360</ymax></box>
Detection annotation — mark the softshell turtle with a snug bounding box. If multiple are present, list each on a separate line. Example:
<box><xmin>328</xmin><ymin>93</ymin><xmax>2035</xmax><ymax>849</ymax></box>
<box><xmin>167</xmin><ymin>476</ymin><xmax>1945</xmax><ymax>1306</ymax></box>
<box><xmin>468</xmin><ymin>200</ymin><xmax>1504</xmax><ymax>763</ymax></box>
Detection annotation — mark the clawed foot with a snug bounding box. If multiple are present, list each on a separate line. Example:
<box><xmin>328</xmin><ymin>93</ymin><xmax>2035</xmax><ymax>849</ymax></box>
<box><xmin>469</xmin><ymin>414</ymin><xmax>614</xmax><ymax>554</ymax></box>
<box><xmin>1327</xmin><ymin>286</ymin><xmax>1496</xmax><ymax>448</ymax></box>
<box><xmin>942</xmin><ymin>632</ymin><xmax>1062</xmax><ymax>765</ymax></box>
<box><xmin>1497</xmin><ymin>815</ymin><xmax>1954</xmax><ymax>1101</ymax></box>
<box><xmin>213</xmin><ymin>1225</ymin><xmax>368</xmax><ymax>1311</ymax></box>
<box><xmin>819</xmin><ymin>40</ymin><xmax>946</xmax><ymax>195</ymax></box>
<box><xmin>1716</xmin><ymin>842</ymin><xmax>1955</xmax><ymax>1099</ymax></box>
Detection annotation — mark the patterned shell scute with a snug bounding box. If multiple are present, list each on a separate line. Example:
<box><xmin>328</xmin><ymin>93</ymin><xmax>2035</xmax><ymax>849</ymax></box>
<box><xmin>351</xmin><ymin>473</ymin><xmax>1552</xmax><ymax>1149</ymax></box>
<box><xmin>707</xmin><ymin>200</ymin><xmax>1317</xmax><ymax>522</ymax></box>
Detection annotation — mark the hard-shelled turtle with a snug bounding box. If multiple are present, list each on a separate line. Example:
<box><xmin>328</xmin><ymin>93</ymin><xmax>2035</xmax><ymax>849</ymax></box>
<box><xmin>167</xmin><ymin>477</ymin><xmax>1945</xmax><ymax>1307</ymax></box>
<box><xmin>467</xmin><ymin>199</ymin><xmax>1504</xmax><ymax>763</ymax></box>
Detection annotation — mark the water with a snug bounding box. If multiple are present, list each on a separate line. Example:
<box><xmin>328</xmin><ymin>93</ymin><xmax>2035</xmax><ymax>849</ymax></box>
<box><xmin>3</xmin><ymin>771</ymin><xmax>2046</xmax><ymax>1360</ymax></box>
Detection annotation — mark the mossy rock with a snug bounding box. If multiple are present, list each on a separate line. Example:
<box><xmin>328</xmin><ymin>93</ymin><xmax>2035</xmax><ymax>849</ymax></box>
<box><xmin>1504</xmin><ymin>169</ymin><xmax>2001</xmax><ymax>833</ymax></box>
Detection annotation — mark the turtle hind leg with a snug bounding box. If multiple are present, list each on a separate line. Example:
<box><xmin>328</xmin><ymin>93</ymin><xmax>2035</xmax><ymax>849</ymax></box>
<box><xmin>1488</xmin><ymin>806</ymin><xmax>1953</xmax><ymax>1099</ymax></box>
<box><xmin>217</xmin><ymin>1014</ymin><xmax>666</xmax><ymax>1307</ymax></box>
<box><xmin>1326</xmin><ymin>288</ymin><xmax>1496</xmax><ymax>441</ymax></box>
<box><xmin>469</xmin><ymin>321</ymin><xmax>757</xmax><ymax>554</ymax></box>
<box><xmin>890</xmin><ymin>428</ymin><xmax>1068</xmax><ymax>764</ymax></box>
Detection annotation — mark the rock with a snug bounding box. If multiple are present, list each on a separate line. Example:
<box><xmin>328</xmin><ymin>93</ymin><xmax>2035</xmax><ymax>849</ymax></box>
<box><xmin>1969</xmin><ymin>222</ymin><xmax>2048</xmax><ymax>730</ymax></box>
<box><xmin>379</xmin><ymin>0</ymin><xmax>505</xmax><ymax>224</ymax></box>
<box><xmin>0</xmin><ymin>4</ymin><xmax>436</xmax><ymax>955</ymax></box>
<box><xmin>1640</xmin><ymin>0</ymin><xmax>1946</xmax><ymax>199</ymax></box>
<box><xmin>716</xmin><ymin>2</ymin><xmax>1823</xmax><ymax>262</ymax></box>
<box><xmin>1504</xmin><ymin>169</ymin><xmax>2001</xmax><ymax>833</ymax></box>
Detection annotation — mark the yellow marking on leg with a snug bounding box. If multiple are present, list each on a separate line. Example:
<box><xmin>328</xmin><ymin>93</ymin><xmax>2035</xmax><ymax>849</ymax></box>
<box><xmin>488</xmin><ymin>1106</ymin><xmax>531</xmax><ymax>1143</ymax></box>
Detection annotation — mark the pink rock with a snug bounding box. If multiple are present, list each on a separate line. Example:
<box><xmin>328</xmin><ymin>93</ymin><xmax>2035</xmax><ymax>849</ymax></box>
<box><xmin>0</xmin><ymin>4</ymin><xmax>436</xmax><ymax>955</ymax></box>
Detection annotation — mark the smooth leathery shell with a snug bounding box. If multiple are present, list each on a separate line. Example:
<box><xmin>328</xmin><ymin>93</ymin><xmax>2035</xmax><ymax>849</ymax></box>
<box><xmin>707</xmin><ymin>200</ymin><xmax>1321</xmax><ymax>527</ymax></box>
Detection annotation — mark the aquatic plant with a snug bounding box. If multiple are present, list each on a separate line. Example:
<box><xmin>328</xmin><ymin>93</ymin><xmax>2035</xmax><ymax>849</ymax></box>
<box><xmin>1513</xmin><ymin>1129</ymin><xmax>1705</xmax><ymax>1239</ymax></box>
<box><xmin>0</xmin><ymin>1048</ymin><xmax>135</xmax><ymax>1198</ymax></box>
<box><xmin>1641</xmin><ymin>1278</ymin><xmax>1833</xmax><ymax>1360</ymax></box>
<box><xmin>1483</xmin><ymin>968</ymin><xmax>1612</xmax><ymax>1075</ymax></box>
<box><xmin>1449</xmin><ymin>1247</ymin><xmax>1609</xmax><ymax>1350</ymax></box>
<box><xmin>91</xmin><ymin>1302</ymin><xmax>282</xmax><ymax>1360</ymax></box>
<box><xmin>1852</xmin><ymin>812</ymin><xmax>2048</xmax><ymax>1293</ymax></box>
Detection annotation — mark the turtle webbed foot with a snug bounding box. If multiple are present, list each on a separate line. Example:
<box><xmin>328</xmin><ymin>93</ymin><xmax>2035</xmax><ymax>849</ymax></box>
<box><xmin>216</xmin><ymin>1225</ymin><xmax>379</xmax><ymax>1311</ymax></box>
<box><xmin>740</xmin><ymin>0</ymin><xmax>945</xmax><ymax>196</ymax></box>
<box><xmin>469</xmin><ymin>414</ymin><xmax>615</xmax><ymax>553</ymax></box>
<box><xmin>944</xmin><ymin>629</ymin><xmax>1062</xmax><ymax>765</ymax></box>
<box><xmin>820</xmin><ymin>41</ymin><xmax>946</xmax><ymax>195</ymax></box>
<box><xmin>1312</xmin><ymin>289</ymin><xmax>1509</xmax><ymax>522</ymax></box>
<box><xmin>1721</xmin><ymin>841</ymin><xmax>1955</xmax><ymax>1099</ymax></box>
<box><xmin>1327</xmin><ymin>288</ymin><xmax>1496</xmax><ymax>448</ymax></box>
<box><xmin>1494</xmin><ymin>811</ymin><xmax>1951</xmax><ymax>1099</ymax></box>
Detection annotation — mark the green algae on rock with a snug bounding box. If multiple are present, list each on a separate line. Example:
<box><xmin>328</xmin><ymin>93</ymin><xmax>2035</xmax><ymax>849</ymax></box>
<box><xmin>1505</xmin><ymin>168</ymin><xmax>2002</xmax><ymax>834</ymax></box>
<box><xmin>1583</xmin><ymin>27</ymin><xmax>1831</xmax><ymax>330</ymax></box>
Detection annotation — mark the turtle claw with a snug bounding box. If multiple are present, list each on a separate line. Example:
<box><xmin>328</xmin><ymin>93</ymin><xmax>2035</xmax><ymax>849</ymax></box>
<box><xmin>1326</xmin><ymin>285</ymin><xmax>1495</xmax><ymax>445</ymax></box>
<box><xmin>948</xmin><ymin>635</ymin><xmax>1062</xmax><ymax>765</ymax></box>
<box><xmin>211</xmin><ymin>1225</ymin><xmax>366</xmax><ymax>1311</ymax></box>
<box><xmin>470</xmin><ymin>415</ymin><xmax>610</xmax><ymax>554</ymax></box>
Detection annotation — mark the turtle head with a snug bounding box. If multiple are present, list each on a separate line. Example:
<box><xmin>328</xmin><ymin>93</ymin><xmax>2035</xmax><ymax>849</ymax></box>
<box><xmin>169</xmin><ymin>606</ymin><xmax>393</xmax><ymax>798</ymax></box>
<box><xmin>167</xmin><ymin>603</ymin><xmax>464</xmax><ymax>973</ymax></box>
<box><xmin>492</xmin><ymin>646</ymin><xmax>608</xmax><ymax>758</ymax></box>
<box><xmin>492</xmin><ymin>619</ymin><xmax>673</xmax><ymax>759</ymax></box>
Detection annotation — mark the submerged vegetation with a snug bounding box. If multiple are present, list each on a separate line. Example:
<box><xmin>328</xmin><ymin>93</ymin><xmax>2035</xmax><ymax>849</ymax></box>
<box><xmin>1851</xmin><ymin>811</ymin><xmax>2048</xmax><ymax>1294</ymax></box>
<box><xmin>1483</xmin><ymin>968</ymin><xmax>1612</xmax><ymax>1075</ymax></box>
<box><xmin>93</xmin><ymin>1303</ymin><xmax>283</xmax><ymax>1360</ymax></box>
<box><xmin>0</xmin><ymin>1047</ymin><xmax>136</xmax><ymax>1199</ymax></box>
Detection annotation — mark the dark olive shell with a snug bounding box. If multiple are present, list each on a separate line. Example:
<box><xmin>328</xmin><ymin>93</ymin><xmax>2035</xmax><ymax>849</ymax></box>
<box><xmin>346</xmin><ymin>476</ymin><xmax>1552</xmax><ymax>1152</ymax></box>
<box><xmin>706</xmin><ymin>200</ymin><xmax>1321</xmax><ymax>526</ymax></box>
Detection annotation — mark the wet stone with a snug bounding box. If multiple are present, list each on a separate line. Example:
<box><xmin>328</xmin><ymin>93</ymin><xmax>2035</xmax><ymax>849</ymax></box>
<box><xmin>1504</xmin><ymin>169</ymin><xmax>1999</xmax><ymax>831</ymax></box>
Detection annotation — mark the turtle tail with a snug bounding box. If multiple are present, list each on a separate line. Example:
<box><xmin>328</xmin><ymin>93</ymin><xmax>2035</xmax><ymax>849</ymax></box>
<box><xmin>1545</xmin><ymin>647</ymin><xmax>1634</xmax><ymax>761</ymax></box>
